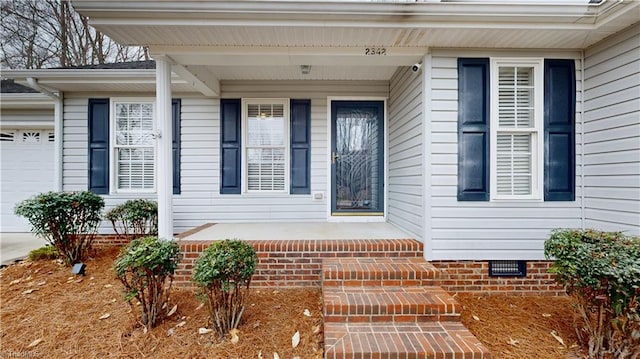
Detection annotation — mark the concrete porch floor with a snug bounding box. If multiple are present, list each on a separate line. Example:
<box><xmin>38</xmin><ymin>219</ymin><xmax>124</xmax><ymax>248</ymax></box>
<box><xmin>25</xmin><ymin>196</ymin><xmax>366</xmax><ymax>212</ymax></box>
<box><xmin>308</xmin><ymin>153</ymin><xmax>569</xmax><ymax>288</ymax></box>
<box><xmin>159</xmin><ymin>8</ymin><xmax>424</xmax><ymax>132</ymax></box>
<box><xmin>179</xmin><ymin>222</ymin><xmax>414</xmax><ymax>241</ymax></box>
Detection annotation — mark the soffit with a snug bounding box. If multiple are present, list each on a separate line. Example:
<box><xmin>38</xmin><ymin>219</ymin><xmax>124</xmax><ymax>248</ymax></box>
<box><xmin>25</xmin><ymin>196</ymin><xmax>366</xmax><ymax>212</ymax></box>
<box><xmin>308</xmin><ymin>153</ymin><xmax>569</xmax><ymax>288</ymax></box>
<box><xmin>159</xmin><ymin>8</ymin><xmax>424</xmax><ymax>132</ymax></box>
<box><xmin>73</xmin><ymin>0</ymin><xmax>640</xmax><ymax>49</ymax></box>
<box><xmin>104</xmin><ymin>25</ymin><xmax>623</xmax><ymax>50</ymax></box>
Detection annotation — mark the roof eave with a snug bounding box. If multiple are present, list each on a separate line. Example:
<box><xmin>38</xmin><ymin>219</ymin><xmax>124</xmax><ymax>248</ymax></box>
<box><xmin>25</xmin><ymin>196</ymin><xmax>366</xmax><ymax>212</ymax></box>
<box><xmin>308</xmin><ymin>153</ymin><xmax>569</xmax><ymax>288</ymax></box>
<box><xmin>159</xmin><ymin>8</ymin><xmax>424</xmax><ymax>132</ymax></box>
<box><xmin>0</xmin><ymin>93</ymin><xmax>55</xmax><ymax>109</ymax></box>
<box><xmin>71</xmin><ymin>0</ymin><xmax>630</xmax><ymax>29</ymax></box>
<box><xmin>3</xmin><ymin>68</ymin><xmax>156</xmax><ymax>79</ymax></box>
<box><xmin>2</xmin><ymin>69</ymin><xmax>182</xmax><ymax>91</ymax></box>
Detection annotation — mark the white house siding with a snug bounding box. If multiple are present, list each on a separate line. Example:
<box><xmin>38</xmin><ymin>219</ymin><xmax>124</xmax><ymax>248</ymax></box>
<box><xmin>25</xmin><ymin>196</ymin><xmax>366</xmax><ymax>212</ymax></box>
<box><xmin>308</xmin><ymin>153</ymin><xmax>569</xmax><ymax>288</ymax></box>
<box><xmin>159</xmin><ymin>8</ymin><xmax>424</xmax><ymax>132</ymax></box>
<box><xmin>62</xmin><ymin>96</ymin><xmax>90</xmax><ymax>192</ymax></box>
<box><xmin>583</xmin><ymin>24</ymin><xmax>640</xmax><ymax>236</ymax></box>
<box><xmin>427</xmin><ymin>50</ymin><xmax>583</xmax><ymax>260</ymax></box>
<box><xmin>62</xmin><ymin>81</ymin><xmax>389</xmax><ymax>233</ymax></box>
<box><xmin>387</xmin><ymin>67</ymin><xmax>424</xmax><ymax>240</ymax></box>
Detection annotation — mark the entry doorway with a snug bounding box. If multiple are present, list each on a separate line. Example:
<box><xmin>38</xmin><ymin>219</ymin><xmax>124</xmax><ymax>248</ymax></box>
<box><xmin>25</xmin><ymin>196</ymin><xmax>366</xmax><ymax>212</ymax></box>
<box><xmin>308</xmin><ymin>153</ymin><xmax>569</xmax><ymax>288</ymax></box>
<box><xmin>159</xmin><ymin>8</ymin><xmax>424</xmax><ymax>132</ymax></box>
<box><xmin>330</xmin><ymin>101</ymin><xmax>385</xmax><ymax>216</ymax></box>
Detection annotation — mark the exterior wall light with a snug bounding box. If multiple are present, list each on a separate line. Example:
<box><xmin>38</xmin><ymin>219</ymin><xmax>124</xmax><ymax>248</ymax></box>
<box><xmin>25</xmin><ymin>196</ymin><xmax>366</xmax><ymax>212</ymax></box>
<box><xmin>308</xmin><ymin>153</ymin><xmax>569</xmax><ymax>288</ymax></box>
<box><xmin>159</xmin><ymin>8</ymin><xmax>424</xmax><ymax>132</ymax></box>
<box><xmin>300</xmin><ymin>65</ymin><xmax>311</xmax><ymax>75</ymax></box>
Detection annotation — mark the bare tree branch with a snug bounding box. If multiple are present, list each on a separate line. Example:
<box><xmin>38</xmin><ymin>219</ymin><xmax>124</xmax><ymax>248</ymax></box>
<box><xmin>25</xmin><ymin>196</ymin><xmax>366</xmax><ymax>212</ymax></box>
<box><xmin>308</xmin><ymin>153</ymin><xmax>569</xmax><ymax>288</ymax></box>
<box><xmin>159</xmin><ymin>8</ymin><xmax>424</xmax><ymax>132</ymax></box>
<box><xmin>1</xmin><ymin>0</ymin><xmax>146</xmax><ymax>69</ymax></box>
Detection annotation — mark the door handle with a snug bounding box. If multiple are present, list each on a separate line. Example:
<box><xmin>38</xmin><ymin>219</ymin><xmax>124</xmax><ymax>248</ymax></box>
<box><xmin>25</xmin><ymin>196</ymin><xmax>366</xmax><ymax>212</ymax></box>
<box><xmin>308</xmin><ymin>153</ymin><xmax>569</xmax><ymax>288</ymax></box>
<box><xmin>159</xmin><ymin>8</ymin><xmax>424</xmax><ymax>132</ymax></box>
<box><xmin>332</xmin><ymin>152</ymin><xmax>339</xmax><ymax>164</ymax></box>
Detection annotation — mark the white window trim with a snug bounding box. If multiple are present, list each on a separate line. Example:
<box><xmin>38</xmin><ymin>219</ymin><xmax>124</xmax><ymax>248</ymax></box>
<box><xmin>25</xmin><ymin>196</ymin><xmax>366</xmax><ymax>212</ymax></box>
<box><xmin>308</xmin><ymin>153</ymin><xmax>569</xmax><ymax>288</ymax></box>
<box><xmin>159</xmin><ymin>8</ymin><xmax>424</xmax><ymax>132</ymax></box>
<box><xmin>241</xmin><ymin>98</ymin><xmax>290</xmax><ymax>194</ymax></box>
<box><xmin>489</xmin><ymin>58</ymin><xmax>544</xmax><ymax>201</ymax></box>
<box><xmin>109</xmin><ymin>98</ymin><xmax>156</xmax><ymax>194</ymax></box>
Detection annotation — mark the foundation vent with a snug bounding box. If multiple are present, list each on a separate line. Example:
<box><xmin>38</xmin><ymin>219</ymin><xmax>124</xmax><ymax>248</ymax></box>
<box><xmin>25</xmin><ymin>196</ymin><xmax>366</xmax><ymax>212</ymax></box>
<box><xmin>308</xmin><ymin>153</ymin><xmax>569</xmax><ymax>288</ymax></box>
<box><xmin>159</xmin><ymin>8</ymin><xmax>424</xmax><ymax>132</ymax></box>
<box><xmin>489</xmin><ymin>260</ymin><xmax>527</xmax><ymax>277</ymax></box>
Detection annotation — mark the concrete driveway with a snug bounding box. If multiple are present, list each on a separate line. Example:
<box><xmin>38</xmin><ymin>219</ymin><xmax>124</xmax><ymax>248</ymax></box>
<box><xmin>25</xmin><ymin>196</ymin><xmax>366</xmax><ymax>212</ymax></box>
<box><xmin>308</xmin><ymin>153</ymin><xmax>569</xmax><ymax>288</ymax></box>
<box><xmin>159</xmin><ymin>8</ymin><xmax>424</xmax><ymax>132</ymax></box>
<box><xmin>1</xmin><ymin>232</ymin><xmax>48</xmax><ymax>265</ymax></box>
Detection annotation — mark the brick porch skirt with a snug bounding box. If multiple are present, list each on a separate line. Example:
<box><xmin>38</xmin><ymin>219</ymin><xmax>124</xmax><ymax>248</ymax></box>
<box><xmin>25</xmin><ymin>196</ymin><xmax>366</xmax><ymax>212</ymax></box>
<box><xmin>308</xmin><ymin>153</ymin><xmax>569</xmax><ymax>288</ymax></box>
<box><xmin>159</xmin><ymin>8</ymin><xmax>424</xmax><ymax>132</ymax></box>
<box><xmin>93</xmin><ymin>236</ymin><xmax>564</xmax><ymax>295</ymax></box>
<box><xmin>431</xmin><ymin>261</ymin><xmax>564</xmax><ymax>296</ymax></box>
<box><xmin>175</xmin><ymin>239</ymin><xmax>423</xmax><ymax>287</ymax></box>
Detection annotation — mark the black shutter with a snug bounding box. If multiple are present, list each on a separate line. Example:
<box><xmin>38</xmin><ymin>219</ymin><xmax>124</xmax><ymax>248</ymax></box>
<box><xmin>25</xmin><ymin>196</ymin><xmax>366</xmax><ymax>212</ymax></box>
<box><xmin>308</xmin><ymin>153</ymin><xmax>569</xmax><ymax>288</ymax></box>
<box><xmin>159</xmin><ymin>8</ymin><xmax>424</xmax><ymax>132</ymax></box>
<box><xmin>457</xmin><ymin>58</ymin><xmax>490</xmax><ymax>201</ymax></box>
<box><xmin>220</xmin><ymin>99</ymin><xmax>241</xmax><ymax>194</ymax></box>
<box><xmin>88</xmin><ymin>98</ymin><xmax>109</xmax><ymax>194</ymax></box>
<box><xmin>172</xmin><ymin>99</ymin><xmax>181</xmax><ymax>194</ymax></box>
<box><xmin>290</xmin><ymin>99</ymin><xmax>311</xmax><ymax>194</ymax></box>
<box><xmin>544</xmin><ymin>59</ymin><xmax>576</xmax><ymax>201</ymax></box>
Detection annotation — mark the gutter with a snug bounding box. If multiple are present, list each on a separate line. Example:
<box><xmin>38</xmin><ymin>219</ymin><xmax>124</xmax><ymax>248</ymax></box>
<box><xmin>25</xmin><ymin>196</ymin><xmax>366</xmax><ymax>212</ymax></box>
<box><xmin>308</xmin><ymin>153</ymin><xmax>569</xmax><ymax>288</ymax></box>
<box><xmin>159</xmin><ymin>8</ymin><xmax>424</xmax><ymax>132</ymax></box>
<box><xmin>26</xmin><ymin>78</ymin><xmax>60</xmax><ymax>99</ymax></box>
<box><xmin>3</xmin><ymin>69</ymin><xmax>184</xmax><ymax>85</ymax></box>
<box><xmin>6</xmin><ymin>69</ymin><xmax>156</xmax><ymax>78</ymax></box>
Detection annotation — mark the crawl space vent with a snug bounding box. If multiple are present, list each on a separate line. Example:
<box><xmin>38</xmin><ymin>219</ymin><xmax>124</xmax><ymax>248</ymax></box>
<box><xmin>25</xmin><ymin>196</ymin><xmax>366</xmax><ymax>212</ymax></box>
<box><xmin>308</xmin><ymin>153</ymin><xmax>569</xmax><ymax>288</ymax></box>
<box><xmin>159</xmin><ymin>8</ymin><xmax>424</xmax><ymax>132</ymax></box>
<box><xmin>489</xmin><ymin>260</ymin><xmax>527</xmax><ymax>277</ymax></box>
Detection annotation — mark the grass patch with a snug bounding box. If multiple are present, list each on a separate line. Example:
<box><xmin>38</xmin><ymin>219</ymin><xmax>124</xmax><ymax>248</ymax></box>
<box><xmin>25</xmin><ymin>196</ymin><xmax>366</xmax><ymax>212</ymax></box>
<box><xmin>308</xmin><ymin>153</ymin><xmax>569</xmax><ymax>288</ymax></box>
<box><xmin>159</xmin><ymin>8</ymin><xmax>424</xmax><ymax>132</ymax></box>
<box><xmin>28</xmin><ymin>245</ymin><xmax>59</xmax><ymax>261</ymax></box>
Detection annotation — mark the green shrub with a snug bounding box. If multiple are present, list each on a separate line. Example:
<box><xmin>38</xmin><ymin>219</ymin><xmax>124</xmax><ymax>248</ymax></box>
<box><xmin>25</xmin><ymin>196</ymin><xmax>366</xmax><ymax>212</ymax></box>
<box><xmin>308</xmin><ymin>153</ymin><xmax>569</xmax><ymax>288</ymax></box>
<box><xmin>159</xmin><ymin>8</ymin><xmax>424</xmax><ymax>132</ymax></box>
<box><xmin>114</xmin><ymin>236</ymin><xmax>181</xmax><ymax>328</ymax></box>
<box><xmin>105</xmin><ymin>199</ymin><xmax>158</xmax><ymax>241</ymax></box>
<box><xmin>192</xmin><ymin>239</ymin><xmax>257</xmax><ymax>337</ymax></box>
<box><xmin>28</xmin><ymin>245</ymin><xmax>59</xmax><ymax>261</ymax></box>
<box><xmin>14</xmin><ymin>191</ymin><xmax>104</xmax><ymax>266</ymax></box>
<box><xmin>545</xmin><ymin>229</ymin><xmax>640</xmax><ymax>359</ymax></box>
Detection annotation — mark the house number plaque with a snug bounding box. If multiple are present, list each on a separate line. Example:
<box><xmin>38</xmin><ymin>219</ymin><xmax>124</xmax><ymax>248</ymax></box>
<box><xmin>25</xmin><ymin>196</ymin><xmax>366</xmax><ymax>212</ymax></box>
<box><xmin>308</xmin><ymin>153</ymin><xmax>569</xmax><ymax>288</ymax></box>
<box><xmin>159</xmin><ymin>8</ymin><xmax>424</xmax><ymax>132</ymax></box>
<box><xmin>364</xmin><ymin>47</ymin><xmax>387</xmax><ymax>55</ymax></box>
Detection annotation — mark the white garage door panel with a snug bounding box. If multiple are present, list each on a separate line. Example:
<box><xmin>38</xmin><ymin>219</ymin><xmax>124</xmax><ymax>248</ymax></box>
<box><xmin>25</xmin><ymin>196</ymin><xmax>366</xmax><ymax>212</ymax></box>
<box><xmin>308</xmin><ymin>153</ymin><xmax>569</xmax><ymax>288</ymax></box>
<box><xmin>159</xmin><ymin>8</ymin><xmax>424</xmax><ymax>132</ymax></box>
<box><xmin>1</xmin><ymin>130</ymin><xmax>55</xmax><ymax>232</ymax></box>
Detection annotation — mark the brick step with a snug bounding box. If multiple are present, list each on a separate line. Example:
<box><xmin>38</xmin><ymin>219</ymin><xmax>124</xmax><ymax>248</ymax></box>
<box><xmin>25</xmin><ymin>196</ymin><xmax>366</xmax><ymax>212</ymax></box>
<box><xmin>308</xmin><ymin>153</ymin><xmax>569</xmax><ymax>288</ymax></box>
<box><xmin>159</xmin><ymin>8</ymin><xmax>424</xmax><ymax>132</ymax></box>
<box><xmin>323</xmin><ymin>285</ymin><xmax>461</xmax><ymax>323</ymax></box>
<box><xmin>322</xmin><ymin>257</ymin><xmax>440</xmax><ymax>287</ymax></box>
<box><xmin>324</xmin><ymin>322</ymin><xmax>491</xmax><ymax>359</ymax></box>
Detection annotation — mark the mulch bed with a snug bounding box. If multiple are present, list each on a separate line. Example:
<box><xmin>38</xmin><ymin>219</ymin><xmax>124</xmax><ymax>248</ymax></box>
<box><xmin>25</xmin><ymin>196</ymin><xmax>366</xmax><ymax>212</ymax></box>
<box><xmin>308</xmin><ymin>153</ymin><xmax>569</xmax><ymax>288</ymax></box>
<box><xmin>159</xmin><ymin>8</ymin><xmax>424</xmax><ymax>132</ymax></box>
<box><xmin>1</xmin><ymin>247</ymin><xmax>583</xmax><ymax>359</ymax></box>
<box><xmin>457</xmin><ymin>293</ymin><xmax>582</xmax><ymax>359</ymax></box>
<box><xmin>0</xmin><ymin>247</ymin><xmax>323</xmax><ymax>359</ymax></box>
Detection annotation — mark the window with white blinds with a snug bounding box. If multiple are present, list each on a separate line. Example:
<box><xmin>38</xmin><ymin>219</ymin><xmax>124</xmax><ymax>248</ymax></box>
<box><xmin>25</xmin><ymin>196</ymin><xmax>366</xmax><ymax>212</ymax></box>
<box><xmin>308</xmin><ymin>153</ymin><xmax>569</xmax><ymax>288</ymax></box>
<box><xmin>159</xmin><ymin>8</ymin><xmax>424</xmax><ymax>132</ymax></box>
<box><xmin>243</xmin><ymin>100</ymin><xmax>289</xmax><ymax>192</ymax></box>
<box><xmin>112</xmin><ymin>101</ymin><xmax>155</xmax><ymax>191</ymax></box>
<box><xmin>491</xmin><ymin>59</ymin><xmax>543</xmax><ymax>200</ymax></box>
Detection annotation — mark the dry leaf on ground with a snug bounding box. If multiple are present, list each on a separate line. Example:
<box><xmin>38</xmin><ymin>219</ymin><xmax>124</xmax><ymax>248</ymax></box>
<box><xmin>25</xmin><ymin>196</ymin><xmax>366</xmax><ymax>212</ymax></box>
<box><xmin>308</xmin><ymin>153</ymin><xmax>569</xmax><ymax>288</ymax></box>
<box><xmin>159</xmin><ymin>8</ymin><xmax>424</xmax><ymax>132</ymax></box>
<box><xmin>230</xmin><ymin>328</ymin><xmax>240</xmax><ymax>344</ymax></box>
<box><xmin>27</xmin><ymin>338</ymin><xmax>43</xmax><ymax>348</ymax></box>
<box><xmin>292</xmin><ymin>331</ymin><xmax>300</xmax><ymax>348</ymax></box>
<box><xmin>550</xmin><ymin>330</ymin><xmax>565</xmax><ymax>346</ymax></box>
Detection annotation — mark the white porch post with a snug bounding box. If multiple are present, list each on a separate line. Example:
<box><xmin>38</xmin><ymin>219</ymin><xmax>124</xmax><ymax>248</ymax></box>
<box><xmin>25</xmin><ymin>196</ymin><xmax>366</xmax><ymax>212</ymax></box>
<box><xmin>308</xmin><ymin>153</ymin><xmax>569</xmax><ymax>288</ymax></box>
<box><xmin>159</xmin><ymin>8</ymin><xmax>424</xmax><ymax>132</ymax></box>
<box><xmin>53</xmin><ymin>95</ymin><xmax>63</xmax><ymax>191</ymax></box>
<box><xmin>155</xmin><ymin>57</ymin><xmax>173</xmax><ymax>240</ymax></box>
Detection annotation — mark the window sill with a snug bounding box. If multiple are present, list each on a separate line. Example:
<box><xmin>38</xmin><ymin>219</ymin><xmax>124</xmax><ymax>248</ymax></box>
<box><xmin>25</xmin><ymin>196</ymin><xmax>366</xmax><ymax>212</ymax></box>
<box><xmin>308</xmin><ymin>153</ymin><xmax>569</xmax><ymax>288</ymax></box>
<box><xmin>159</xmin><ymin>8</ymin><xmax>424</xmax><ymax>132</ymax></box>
<box><xmin>108</xmin><ymin>191</ymin><xmax>157</xmax><ymax>197</ymax></box>
<box><xmin>240</xmin><ymin>192</ymin><xmax>292</xmax><ymax>197</ymax></box>
<box><xmin>490</xmin><ymin>197</ymin><xmax>543</xmax><ymax>202</ymax></box>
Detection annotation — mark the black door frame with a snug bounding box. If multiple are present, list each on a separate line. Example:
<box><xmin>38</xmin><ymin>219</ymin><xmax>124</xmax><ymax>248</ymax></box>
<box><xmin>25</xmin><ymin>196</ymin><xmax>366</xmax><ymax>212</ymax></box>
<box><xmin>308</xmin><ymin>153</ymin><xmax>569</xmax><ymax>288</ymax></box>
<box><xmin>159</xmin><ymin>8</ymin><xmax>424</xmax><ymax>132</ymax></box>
<box><xmin>330</xmin><ymin>100</ymin><xmax>385</xmax><ymax>215</ymax></box>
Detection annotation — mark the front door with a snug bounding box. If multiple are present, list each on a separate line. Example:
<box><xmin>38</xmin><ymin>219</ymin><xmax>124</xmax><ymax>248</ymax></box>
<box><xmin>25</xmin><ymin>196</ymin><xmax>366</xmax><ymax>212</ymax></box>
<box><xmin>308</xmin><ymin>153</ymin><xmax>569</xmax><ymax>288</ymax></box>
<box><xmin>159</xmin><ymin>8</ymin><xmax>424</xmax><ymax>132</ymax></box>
<box><xmin>331</xmin><ymin>101</ymin><xmax>384</xmax><ymax>216</ymax></box>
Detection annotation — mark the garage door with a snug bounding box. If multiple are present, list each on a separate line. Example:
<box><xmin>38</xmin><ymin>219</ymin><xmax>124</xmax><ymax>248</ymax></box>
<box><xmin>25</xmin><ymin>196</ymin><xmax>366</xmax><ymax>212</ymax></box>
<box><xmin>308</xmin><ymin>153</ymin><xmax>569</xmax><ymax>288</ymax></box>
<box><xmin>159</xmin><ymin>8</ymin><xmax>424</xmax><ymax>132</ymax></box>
<box><xmin>0</xmin><ymin>129</ymin><xmax>55</xmax><ymax>232</ymax></box>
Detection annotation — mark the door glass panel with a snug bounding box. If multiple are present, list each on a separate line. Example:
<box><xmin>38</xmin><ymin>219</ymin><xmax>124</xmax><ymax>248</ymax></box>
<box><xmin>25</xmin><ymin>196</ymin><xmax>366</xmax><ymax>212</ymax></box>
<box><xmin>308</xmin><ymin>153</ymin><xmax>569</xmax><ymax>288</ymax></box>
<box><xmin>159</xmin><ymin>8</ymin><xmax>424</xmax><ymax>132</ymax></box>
<box><xmin>334</xmin><ymin>106</ymin><xmax>381</xmax><ymax>212</ymax></box>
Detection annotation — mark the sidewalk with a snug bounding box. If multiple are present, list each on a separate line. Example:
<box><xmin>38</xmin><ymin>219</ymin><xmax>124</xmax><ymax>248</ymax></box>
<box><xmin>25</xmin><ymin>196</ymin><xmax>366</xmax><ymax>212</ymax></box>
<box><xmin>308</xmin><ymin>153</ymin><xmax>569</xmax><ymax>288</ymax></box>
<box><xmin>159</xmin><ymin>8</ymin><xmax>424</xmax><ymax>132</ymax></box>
<box><xmin>0</xmin><ymin>233</ymin><xmax>47</xmax><ymax>265</ymax></box>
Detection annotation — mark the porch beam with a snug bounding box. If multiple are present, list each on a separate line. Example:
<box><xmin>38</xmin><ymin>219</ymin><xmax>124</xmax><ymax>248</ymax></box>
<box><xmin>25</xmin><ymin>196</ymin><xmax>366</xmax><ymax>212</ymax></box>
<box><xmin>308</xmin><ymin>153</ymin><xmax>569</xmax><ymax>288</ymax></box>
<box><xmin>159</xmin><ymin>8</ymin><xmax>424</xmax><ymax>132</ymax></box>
<box><xmin>155</xmin><ymin>56</ymin><xmax>174</xmax><ymax>240</ymax></box>
<box><xmin>149</xmin><ymin>46</ymin><xmax>428</xmax><ymax>67</ymax></box>
<box><xmin>169</xmin><ymin>62</ymin><xmax>220</xmax><ymax>97</ymax></box>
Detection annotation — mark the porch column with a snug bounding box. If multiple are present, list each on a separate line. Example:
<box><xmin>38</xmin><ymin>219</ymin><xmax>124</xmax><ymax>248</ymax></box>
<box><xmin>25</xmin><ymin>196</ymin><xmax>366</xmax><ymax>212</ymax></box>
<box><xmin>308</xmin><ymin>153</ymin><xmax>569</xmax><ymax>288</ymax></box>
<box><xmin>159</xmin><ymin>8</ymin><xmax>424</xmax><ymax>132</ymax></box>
<box><xmin>53</xmin><ymin>94</ymin><xmax>63</xmax><ymax>191</ymax></box>
<box><xmin>155</xmin><ymin>57</ymin><xmax>173</xmax><ymax>240</ymax></box>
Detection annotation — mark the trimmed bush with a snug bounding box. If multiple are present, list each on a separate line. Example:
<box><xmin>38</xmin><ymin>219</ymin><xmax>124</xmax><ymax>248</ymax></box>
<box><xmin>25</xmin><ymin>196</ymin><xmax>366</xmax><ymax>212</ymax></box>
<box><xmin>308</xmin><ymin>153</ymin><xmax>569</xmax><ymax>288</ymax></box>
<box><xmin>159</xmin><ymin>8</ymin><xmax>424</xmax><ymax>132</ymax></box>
<box><xmin>14</xmin><ymin>191</ymin><xmax>104</xmax><ymax>266</ymax></box>
<box><xmin>545</xmin><ymin>229</ymin><xmax>640</xmax><ymax>359</ymax></box>
<box><xmin>114</xmin><ymin>236</ymin><xmax>181</xmax><ymax>328</ymax></box>
<box><xmin>28</xmin><ymin>245</ymin><xmax>59</xmax><ymax>261</ymax></box>
<box><xmin>192</xmin><ymin>239</ymin><xmax>257</xmax><ymax>337</ymax></box>
<box><xmin>105</xmin><ymin>199</ymin><xmax>158</xmax><ymax>241</ymax></box>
